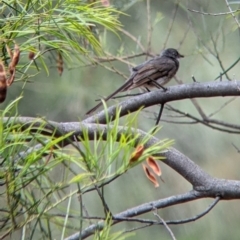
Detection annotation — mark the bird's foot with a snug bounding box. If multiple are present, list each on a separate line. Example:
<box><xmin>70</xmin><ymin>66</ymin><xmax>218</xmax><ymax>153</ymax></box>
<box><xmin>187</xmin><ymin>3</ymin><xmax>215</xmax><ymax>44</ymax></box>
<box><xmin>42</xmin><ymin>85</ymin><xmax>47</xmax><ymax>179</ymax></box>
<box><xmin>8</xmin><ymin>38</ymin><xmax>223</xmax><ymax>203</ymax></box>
<box><xmin>161</xmin><ymin>86</ymin><xmax>168</xmax><ymax>91</ymax></box>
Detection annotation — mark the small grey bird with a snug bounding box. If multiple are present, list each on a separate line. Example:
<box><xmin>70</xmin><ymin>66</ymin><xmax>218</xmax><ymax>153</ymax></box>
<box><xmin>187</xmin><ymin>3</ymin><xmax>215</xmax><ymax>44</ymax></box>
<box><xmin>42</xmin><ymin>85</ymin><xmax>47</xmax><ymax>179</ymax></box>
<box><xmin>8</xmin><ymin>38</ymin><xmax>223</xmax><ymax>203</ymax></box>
<box><xmin>86</xmin><ymin>48</ymin><xmax>184</xmax><ymax>115</ymax></box>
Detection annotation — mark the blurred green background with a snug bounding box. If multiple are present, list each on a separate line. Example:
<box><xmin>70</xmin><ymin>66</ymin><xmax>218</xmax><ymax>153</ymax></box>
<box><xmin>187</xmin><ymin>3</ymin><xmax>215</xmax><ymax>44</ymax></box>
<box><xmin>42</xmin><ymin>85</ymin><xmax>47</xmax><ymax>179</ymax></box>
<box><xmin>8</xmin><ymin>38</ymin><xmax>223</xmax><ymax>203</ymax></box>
<box><xmin>3</xmin><ymin>0</ymin><xmax>240</xmax><ymax>239</ymax></box>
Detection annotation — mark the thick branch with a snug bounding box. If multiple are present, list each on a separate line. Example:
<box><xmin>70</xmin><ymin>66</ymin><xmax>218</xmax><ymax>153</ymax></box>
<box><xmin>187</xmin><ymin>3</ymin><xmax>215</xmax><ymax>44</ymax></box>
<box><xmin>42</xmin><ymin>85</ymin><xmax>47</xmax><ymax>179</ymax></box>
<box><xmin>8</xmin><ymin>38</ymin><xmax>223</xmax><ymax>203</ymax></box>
<box><xmin>5</xmin><ymin>118</ymin><xmax>240</xmax><ymax>239</ymax></box>
<box><xmin>7</xmin><ymin>118</ymin><xmax>240</xmax><ymax>198</ymax></box>
<box><xmin>83</xmin><ymin>81</ymin><xmax>240</xmax><ymax>124</ymax></box>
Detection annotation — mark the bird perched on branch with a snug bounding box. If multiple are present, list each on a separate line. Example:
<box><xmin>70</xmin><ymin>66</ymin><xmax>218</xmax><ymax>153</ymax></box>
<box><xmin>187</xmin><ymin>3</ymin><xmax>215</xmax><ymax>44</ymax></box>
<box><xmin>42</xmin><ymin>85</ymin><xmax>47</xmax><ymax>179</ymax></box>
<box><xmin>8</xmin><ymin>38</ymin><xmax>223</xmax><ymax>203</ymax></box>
<box><xmin>86</xmin><ymin>48</ymin><xmax>184</xmax><ymax>115</ymax></box>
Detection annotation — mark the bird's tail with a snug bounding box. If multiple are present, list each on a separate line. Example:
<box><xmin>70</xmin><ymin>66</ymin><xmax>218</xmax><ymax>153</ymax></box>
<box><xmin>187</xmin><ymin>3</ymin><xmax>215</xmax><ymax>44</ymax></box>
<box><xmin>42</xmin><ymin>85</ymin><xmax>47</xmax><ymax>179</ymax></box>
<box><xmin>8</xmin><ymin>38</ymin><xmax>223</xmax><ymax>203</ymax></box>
<box><xmin>85</xmin><ymin>77</ymin><xmax>133</xmax><ymax>115</ymax></box>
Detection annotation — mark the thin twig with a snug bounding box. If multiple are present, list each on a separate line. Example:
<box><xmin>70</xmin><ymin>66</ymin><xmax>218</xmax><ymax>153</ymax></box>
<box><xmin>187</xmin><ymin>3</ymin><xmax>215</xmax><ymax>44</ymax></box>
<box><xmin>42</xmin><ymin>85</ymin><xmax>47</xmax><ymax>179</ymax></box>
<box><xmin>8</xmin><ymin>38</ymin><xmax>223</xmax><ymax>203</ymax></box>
<box><xmin>190</xmin><ymin>98</ymin><xmax>207</xmax><ymax>119</ymax></box>
<box><xmin>118</xmin><ymin>28</ymin><xmax>145</xmax><ymax>52</ymax></box>
<box><xmin>232</xmin><ymin>143</ymin><xmax>240</xmax><ymax>153</ymax></box>
<box><xmin>153</xmin><ymin>208</ymin><xmax>176</xmax><ymax>240</ymax></box>
<box><xmin>210</xmin><ymin>34</ymin><xmax>230</xmax><ymax>80</ymax></box>
<box><xmin>73</xmin><ymin>136</ymin><xmax>83</xmax><ymax>240</ymax></box>
<box><xmin>188</xmin><ymin>8</ymin><xmax>240</xmax><ymax>16</ymax></box>
<box><xmin>177</xmin><ymin>24</ymin><xmax>190</xmax><ymax>49</ymax></box>
<box><xmin>163</xmin><ymin>1</ymin><xmax>179</xmax><ymax>49</ymax></box>
<box><xmin>71</xmin><ymin>137</ymin><xmax>113</xmax><ymax>218</ymax></box>
<box><xmin>174</xmin><ymin>77</ymin><xmax>207</xmax><ymax>119</ymax></box>
<box><xmin>208</xmin><ymin>97</ymin><xmax>236</xmax><ymax>118</ymax></box>
<box><xmin>166</xmin><ymin>196</ymin><xmax>221</xmax><ymax>225</ymax></box>
<box><xmin>99</xmin><ymin>52</ymin><xmax>135</xmax><ymax>67</ymax></box>
<box><xmin>123</xmin><ymin>223</ymin><xmax>153</xmax><ymax>233</ymax></box>
<box><xmin>94</xmin><ymin>52</ymin><xmax>146</xmax><ymax>63</ymax></box>
<box><xmin>187</xmin><ymin>13</ymin><xmax>217</xmax><ymax>66</ymax></box>
<box><xmin>97</xmin><ymin>61</ymin><xmax>128</xmax><ymax>79</ymax></box>
<box><xmin>82</xmin><ymin>204</ymin><xmax>93</xmax><ymax>225</ymax></box>
<box><xmin>146</xmin><ymin>0</ymin><xmax>152</xmax><ymax>58</ymax></box>
<box><xmin>215</xmin><ymin>57</ymin><xmax>240</xmax><ymax>80</ymax></box>
<box><xmin>113</xmin><ymin>196</ymin><xmax>220</xmax><ymax>226</ymax></box>
<box><xmin>82</xmin><ymin>174</ymin><xmax>123</xmax><ymax>194</ymax></box>
<box><xmin>191</xmin><ymin>75</ymin><xmax>197</xmax><ymax>82</ymax></box>
<box><xmin>224</xmin><ymin>0</ymin><xmax>240</xmax><ymax>28</ymax></box>
<box><xmin>165</xmin><ymin>105</ymin><xmax>240</xmax><ymax>134</ymax></box>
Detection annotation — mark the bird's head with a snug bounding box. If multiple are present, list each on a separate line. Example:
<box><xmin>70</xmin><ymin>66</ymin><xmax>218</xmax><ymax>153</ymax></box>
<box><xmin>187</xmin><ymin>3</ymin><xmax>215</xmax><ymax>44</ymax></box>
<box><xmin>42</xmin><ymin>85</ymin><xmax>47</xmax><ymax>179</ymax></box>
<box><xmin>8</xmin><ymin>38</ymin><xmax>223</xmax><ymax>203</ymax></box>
<box><xmin>161</xmin><ymin>48</ymin><xmax>184</xmax><ymax>59</ymax></box>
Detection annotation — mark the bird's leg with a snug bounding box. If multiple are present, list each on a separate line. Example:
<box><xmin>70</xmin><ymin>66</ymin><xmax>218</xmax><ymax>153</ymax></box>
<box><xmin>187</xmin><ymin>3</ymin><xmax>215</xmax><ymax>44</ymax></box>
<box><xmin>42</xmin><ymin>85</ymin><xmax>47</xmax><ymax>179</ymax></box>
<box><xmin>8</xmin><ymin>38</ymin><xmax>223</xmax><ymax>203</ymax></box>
<box><xmin>152</xmin><ymin>81</ymin><xmax>167</xmax><ymax>91</ymax></box>
<box><xmin>145</xmin><ymin>87</ymin><xmax>151</xmax><ymax>92</ymax></box>
<box><xmin>147</xmin><ymin>77</ymin><xmax>167</xmax><ymax>91</ymax></box>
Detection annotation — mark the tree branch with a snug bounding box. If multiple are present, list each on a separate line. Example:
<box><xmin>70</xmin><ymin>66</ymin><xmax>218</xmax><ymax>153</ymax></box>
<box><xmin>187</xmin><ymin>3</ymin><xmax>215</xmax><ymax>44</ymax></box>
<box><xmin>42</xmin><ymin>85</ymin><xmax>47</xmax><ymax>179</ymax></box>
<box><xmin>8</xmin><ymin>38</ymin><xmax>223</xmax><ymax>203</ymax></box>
<box><xmin>6</xmin><ymin>118</ymin><xmax>240</xmax><ymax>199</ymax></box>
<box><xmin>83</xmin><ymin>81</ymin><xmax>240</xmax><ymax>124</ymax></box>
<box><xmin>4</xmin><ymin>117</ymin><xmax>240</xmax><ymax>239</ymax></box>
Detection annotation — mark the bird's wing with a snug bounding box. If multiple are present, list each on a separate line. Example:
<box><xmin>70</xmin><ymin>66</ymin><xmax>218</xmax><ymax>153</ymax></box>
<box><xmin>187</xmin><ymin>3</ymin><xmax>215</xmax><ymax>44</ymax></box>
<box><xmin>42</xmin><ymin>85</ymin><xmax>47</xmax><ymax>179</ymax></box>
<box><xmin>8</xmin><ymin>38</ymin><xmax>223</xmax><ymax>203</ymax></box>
<box><xmin>130</xmin><ymin>57</ymin><xmax>178</xmax><ymax>89</ymax></box>
<box><xmin>132</xmin><ymin>58</ymin><xmax>154</xmax><ymax>72</ymax></box>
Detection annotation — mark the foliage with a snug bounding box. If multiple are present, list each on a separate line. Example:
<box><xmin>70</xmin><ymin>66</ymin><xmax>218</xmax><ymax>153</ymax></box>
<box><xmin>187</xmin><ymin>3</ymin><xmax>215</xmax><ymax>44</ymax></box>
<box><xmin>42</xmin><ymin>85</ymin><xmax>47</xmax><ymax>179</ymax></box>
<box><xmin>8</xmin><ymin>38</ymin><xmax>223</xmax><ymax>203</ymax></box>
<box><xmin>0</xmin><ymin>100</ymin><xmax>172</xmax><ymax>239</ymax></box>
<box><xmin>0</xmin><ymin>0</ymin><xmax>240</xmax><ymax>239</ymax></box>
<box><xmin>0</xmin><ymin>0</ymin><xmax>122</xmax><ymax>79</ymax></box>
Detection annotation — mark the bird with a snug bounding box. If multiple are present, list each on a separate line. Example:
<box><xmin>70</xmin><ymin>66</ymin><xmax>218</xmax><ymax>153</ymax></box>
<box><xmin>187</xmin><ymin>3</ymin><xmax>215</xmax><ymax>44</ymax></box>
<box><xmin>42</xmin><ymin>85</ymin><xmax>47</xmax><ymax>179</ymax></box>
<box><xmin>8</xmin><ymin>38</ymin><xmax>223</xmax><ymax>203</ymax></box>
<box><xmin>86</xmin><ymin>48</ymin><xmax>184</xmax><ymax>115</ymax></box>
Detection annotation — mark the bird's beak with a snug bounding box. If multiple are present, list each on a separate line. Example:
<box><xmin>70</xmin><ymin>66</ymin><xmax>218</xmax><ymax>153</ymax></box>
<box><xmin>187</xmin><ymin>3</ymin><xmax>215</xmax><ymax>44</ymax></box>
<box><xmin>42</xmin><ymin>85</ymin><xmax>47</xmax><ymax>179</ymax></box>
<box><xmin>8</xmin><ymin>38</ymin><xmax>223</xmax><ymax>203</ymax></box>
<box><xmin>178</xmin><ymin>53</ymin><xmax>184</xmax><ymax>58</ymax></box>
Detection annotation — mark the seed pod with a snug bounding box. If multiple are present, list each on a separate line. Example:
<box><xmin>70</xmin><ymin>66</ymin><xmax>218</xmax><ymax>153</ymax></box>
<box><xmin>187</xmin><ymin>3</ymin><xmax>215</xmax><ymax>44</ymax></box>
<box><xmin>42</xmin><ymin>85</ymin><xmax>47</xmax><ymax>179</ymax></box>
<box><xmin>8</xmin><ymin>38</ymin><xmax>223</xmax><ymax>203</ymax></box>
<box><xmin>0</xmin><ymin>62</ymin><xmax>7</xmax><ymax>103</ymax></box>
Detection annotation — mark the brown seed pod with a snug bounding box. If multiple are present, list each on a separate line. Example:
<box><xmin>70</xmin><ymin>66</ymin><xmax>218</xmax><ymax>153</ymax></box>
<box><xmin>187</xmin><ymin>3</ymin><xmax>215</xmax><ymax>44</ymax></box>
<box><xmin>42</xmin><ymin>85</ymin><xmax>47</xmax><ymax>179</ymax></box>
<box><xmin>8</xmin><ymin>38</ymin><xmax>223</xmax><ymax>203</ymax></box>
<box><xmin>57</xmin><ymin>52</ymin><xmax>63</xmax><ymax>76</ymax></box>
<box><xmin>8</xmin><ymin>43</ymin><xmax>20</xmax><ymax>85</ymax></box>
<box><xmin>146</xmin><ymin>156</ymin><xmax>162</xmax><ymax>176</ymax></box>
<box><xmin>129</xmin><ymin>145</ymin><xmax>144</xmax><ymax>164</ymax></box>
<box><xmin>0</xmin><ymin>62</ymin><xmax>7</xmax><ymax>103</ymax></box>
<box><xmin>142</xmin><ymin>164</ymin><xmax>159</xmax><ymax>188</ymax></box>
<box><xmin>28</xmin><ymin>51</ymin><xmax>35</xmax><ymax>60</ymax></box>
